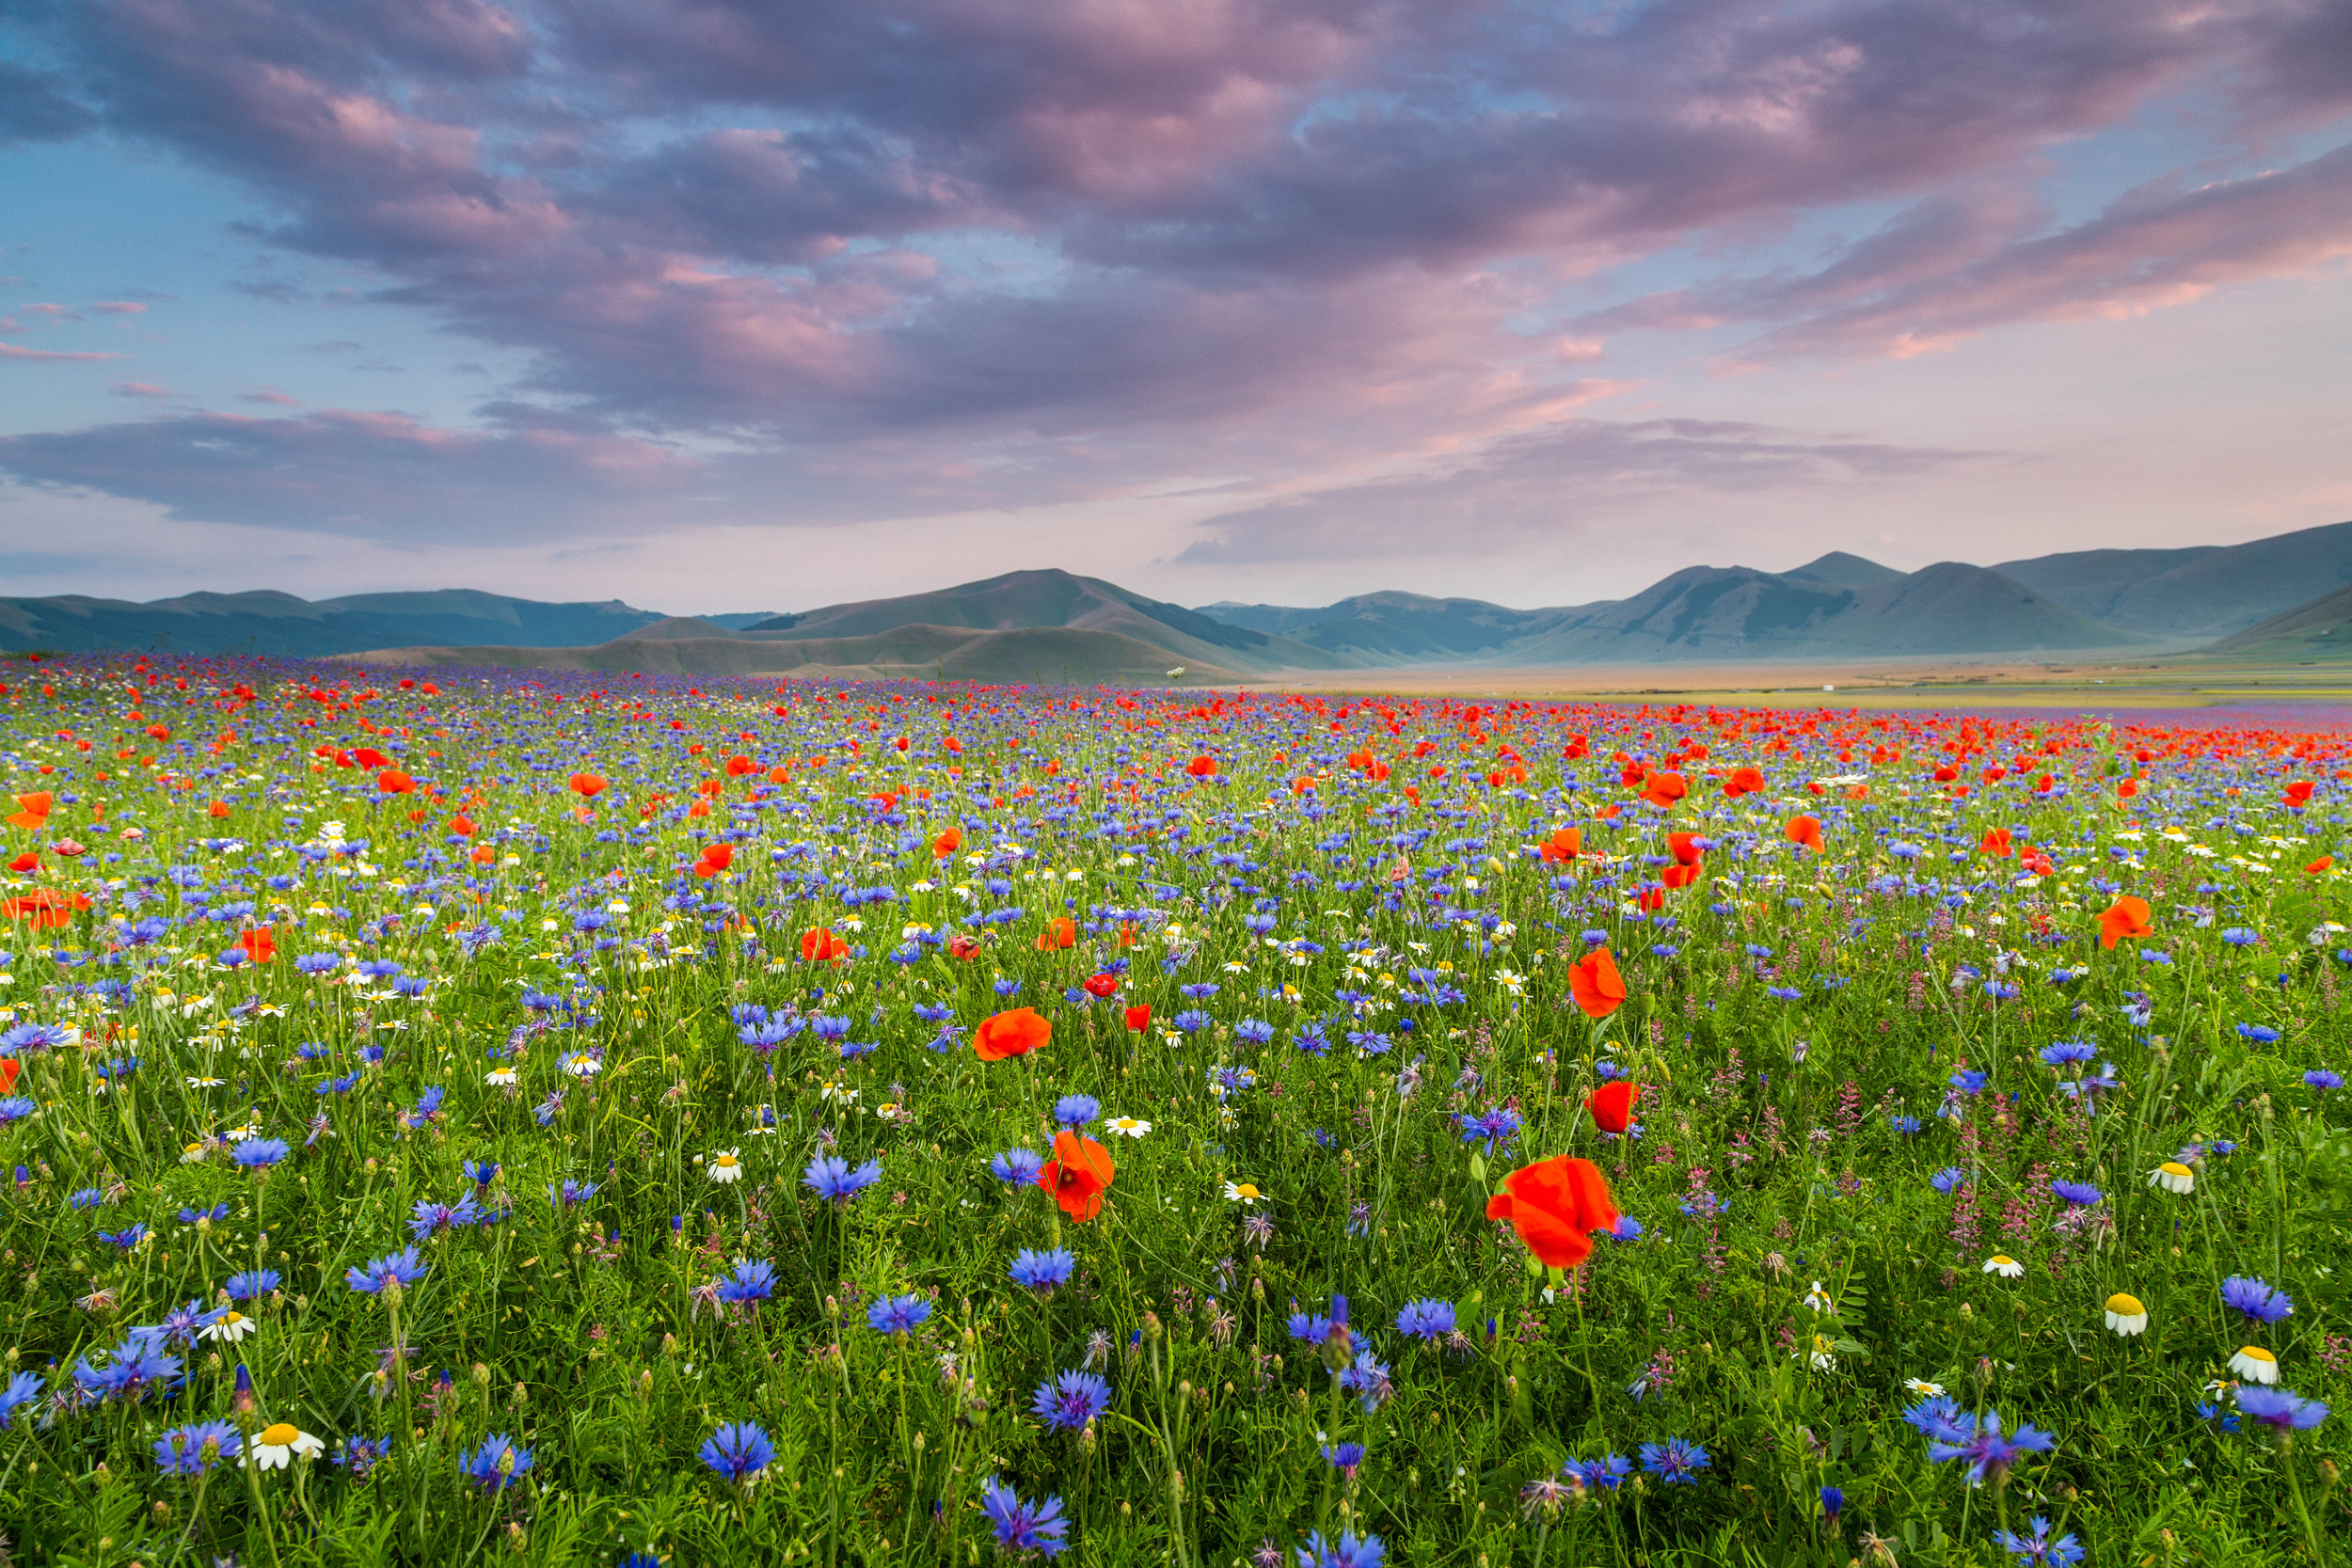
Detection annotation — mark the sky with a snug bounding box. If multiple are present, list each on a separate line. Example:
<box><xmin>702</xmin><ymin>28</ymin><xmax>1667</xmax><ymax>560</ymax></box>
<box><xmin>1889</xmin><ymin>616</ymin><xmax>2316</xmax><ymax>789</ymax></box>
<box><xmin>0</xmin><ymin>0</ymin><xmax>2347</xmax><ymax>618</ymax></box>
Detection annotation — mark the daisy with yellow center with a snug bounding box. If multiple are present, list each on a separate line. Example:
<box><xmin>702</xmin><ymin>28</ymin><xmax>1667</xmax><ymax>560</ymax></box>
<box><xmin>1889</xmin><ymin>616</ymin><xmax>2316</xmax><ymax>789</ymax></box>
<box><xmin>1222</xmin><ymin>1180</ymin><xmax>1263</xmax><ymax>1204</ymax></box>
<box><xmin>246</xmin><ymin>1423</ymin><xmax>325</xmax><ymax>1469</ymax></box>
<box><xmin>709</xmin><ymin>1149</ymin><xmax>744</xmax><ymax>1184</ymax></box>
<box><xmin>2148</xmin><ymin>1162</ymin><xmax>2195</xmax><ymax>1195</ymax></box>
<box><xmin>562</xmin><ymin>1052</ymin><xmax>601</xmax><ymax>1078</ymax></box>
<box><xmin>201</xmin><ymin>1309</ymin><xmax>256</xmax><ymax>1342</ymax></box>
<box><xmin>1104</xmin><ymin>1116</ymin><xmax>1152</xmax><ymax>1137</ymax></box>
<box><xmin>2103</xmin><ymin>1293</ymin><xmax>2148</xmax><ymax>1336</ymax></box>
<box><xmin>2229</xmin><ymin>1345</ymin><xmax>2280</xmax><ymax>1385</ymax></box>
<box><xmin>1981</xmin><ymin>1255</ymin><xmax>2025</xmax><ymax>1279</ymax></box>
<box><xmin>1904</xmin><ymin>1378</ymin><xmax>1946</xmax><ymax>1397</ymax></box>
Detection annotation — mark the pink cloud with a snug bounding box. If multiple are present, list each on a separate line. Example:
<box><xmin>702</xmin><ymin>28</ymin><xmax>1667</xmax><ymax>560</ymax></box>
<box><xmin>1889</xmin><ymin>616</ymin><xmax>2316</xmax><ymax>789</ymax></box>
<box><xmin>91</xmin><ymin>300</ymin><xmax>149</xmax><ymax>314</ymax></box>
<box><xmin>107</xmin><ymin>380</ymin><xmax>176</xmax><ymax>397</ymax></box>
<box><xmin>0</xmin><ymin>342</ymin><xmax>120</xmax><ymax>362</ymax></box>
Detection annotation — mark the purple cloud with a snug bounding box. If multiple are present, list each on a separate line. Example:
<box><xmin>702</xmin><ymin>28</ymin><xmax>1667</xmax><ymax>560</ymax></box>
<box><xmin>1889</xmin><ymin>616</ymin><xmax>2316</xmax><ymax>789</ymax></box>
<box><xmin>0</xmin><ymin>405</ymin><xmax>698</xmax><ymax>542</ymax></box>
<box><xmin>1177</xmin><ymin>417</ymin><xmax>2000</xmax><ymax>563</ymax></box>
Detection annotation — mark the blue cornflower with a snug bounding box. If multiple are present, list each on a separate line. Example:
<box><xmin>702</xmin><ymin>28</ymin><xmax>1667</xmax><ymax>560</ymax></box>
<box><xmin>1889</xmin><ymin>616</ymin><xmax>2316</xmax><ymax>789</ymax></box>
<box><xmin>152</xmin><ymin>1419</ymin><xmax>242</xmax><ymax>1475</ymax></box>
<box><xmin>231</xmin><ymin>1138</ymin><xmax>290</xmax><ymax>1170</ymax></box>
<box><xmin>2235</xmin><ymin>1022</ymin><xmax>2280</xmax><ymax>1043</ymax></box>
<box><xmin>1888</xmin><ymin>1114</ymin><xmax>1924</xmax><ymax>1134</ymax></box>
<box><xmin>224</xmin><ymin>1268</ymin><xmax>279</xmax><ymax>1301</ymax></box>
<box><xmin>980</xmin><ymin>1477</ymin><xmax>1070</xmax><ymax>1558</ymax></box>
<box><xmin>990</xmin><ymin>1148</ymin><xmax>1045</xmax><ymax>1185</ymax></box>
<box><xmin>866</xmin><ymin>1294</ymin><xmax>932</xmax><ymax>1337</ymax></box>
<box><xmin>1338</xmin><ymin>1353</ymin><xmax>1392</xmax><ymax>1412</ymax></box>
<box><xmin>1052</xmin><ymin>1095</ymin><xmax>1101</xmax><ymax>1129</ymax></box>
<box><xmin>2235</xmin><ymin>1386</ymin><xmax>2328</xmax><ymax>1431</ymax></box>
<box><xmin>699</xmin><ymin>1421</ymin><xmax>775</xmax><ymax>1483</ymax></box>
<box><xmin>2038</xmin><ymin>1042</ymin><xmax>2097</xmax><ymax>1069</ymax></box>
<box><xmin>1030</xmin><ymin>1370</ymin><xmax>1114</xmax><ymax>1432</ymax></box>
<box><xmin>1902</xmin><ymin>1395</ymin><xmax>1975</xmax><ymax>1443</ymax></box>
<box><xmin>408</xmin><ymin>1194</ymin><xmax>484</xmax><ymax>1240</ymax></box>
<box><xmin>2306</xmin><ymin>1069</ymin><xmax>2343</xmax><ymax>1094</ymax></box>
<box><xmin>2049</xmin><ymin>1180</ymin><xmax>2102</xmax><ymax>1208</ymax></box>
<box><xmin>98</xmin><ymin>1223</ymin><xmax>147</xmax><ymax>1250</ymax></box>
<box><xmin>0</xmin><ymin>1097</ymin><xmax>34</xmax><ymax>1128</ymax></box>
<box><xmin>1394</xmin><ymin>1299</ymin><xmax>1455</xmax><ymax>1342</ymax></box>
<box><xmin>1287</xmin><ymin>1310</ymin><xmax>1333</xmax><ymax>1344</ymax></box>
<box><xmin>1234</xmin><ymin>1018</ymin><xmax>1276</xmax><ymax>1044</ymax></box>
<box><xmin>1454</xmin><ymin>1105</ymin><xmax>1522</xmax><ymax>1156</ymax></box>
<box><xmin>345</xmin><ymin>1246</ymin><xmax>430</xmax><ymax>1296</ymax></box>
<box><xmin>1821</xmin><ymin>1486</ymin><xmax>1843</xmax><ymax>1522</ymax></box>
<box><xmin>2193</xmin><ymin>1401</ymin><xmax>2241</xmax><ymax>1433</ymax></box>
<box><xmin>1928</xmin><ymin>1410</ymin><xmax>2055</xmax><ymax>1485</ymax></box>
<box><xmin>2219</xmin><ymin>928</ymin><xmax>2259</xmax><ymax>947</ymax></box>
<box><xmin>1949</xmin><ymin>1069</ymin><xmax>1989</xmax><ymax>1095</ymax></box>
<box><xmin>1171</xmin><ymin>1008</ymin><xmax>1212</xmax><ymax>1034</ymax></box>
<box><xmin>177</xmin><ymin>1202</ymin><xmax>230</xmax><ymax>1226</ymax></box>
<box><xmin>1994</xmin><ymin>1517</ymin><xmax>2086</xmax><ymax>1567</ymax></box>
<box><xmin>459</xmin><ymin>1433</ymin><xmax>534</xmax><ymax>1493</ymax></box>
<box><xmin>150</xmin><ymin>1298</ymin><xmax>220</xmax><ymax>1347</ymax></box>
<box><xmin>1638</xmin><ymin>1437</ymin><xmax>1711</xmax><ymax>1484</ymax></box>
<box><xmin>2220</xmin><ymin>1275</ymin><xmax>2295</xmax><ymax>1324</ymax></box>
<box><xmin>1009</xmin><ymin>1248</ymin><xmax>1075</xmax><ymax>1295</ymax></box>
<box><xmin>1931</xmin><ymin>1167</ymin><xmax>1971</xmax><ymax>1195</ymax></box>
<box><xmin>0</xmin><ymin>1370</ymin><xmax>44</xmax><ymax>1431</ymax></box>
<box><xmin>1319</xmin><ymin>1440</ymin><xmax>1367</xmax><ymax>1474</ymax></box>
<box><xmin>802</xmin><ymin>1155</ymin><xmax>882</xmax><ymax>1205</ymax></box>
<box><xmin>1297</xmin><ymin>1530</ymin><xmax>1386</xmax><ymax>1568</ymax></box>
<box><xmin>717</xmin><ymin>1259</ymin><xmax>777</xmax><ymax>1305</ymax></box>
<box><xmin>550</xmin><ymin>1179</ymin><xmax>598</xmax><ymax>1207</ymax></box>
<box><xmin>73</xmin><ymin>1338</ymin><xmax>182</xmax><ymax>1403</ymax></box>
<box><xmin>462</xmin><ymin>1159</ymin><xmax>500</xmax><ymax>1186</ymax></box>
<box><xmin>1568</xmin><ymin>1453</ymin><xmax>1632</xmax><ymax>1491</ymax></box>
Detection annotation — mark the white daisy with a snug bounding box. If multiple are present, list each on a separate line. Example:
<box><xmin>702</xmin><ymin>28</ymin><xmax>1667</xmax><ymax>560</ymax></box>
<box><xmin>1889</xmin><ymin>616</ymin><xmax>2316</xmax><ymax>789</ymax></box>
<box><xmin>708</xmin><ymin>1148</ymin><xmax>744</xmax><ymax>1184</ymax></box>
<box><xmin>2103</xmin><ymin>1293</ymin><xmax>2149</xmax><ymax>1336</ymax></box>
<box><xmin>201</xmin><ymin>1309</ymin><xmax>257</xmax><ymax>1343</ymax></box>
<box><xmin>2229</xmin><ymin>1345</ymin><xmax>2280</xmax><ymax>1385</ymax></box>
<box><xmin>1104</xmin><ymin>1116</ymin><xmax>1152</xmax><ymax>1138</ymax></box>
<box><xmin>2148</xmin><ymin>1162</ymin><xmax>2195</xmax><ymax>1195</ymax></box>
<box><xmin>1222</xmin><ymin>1180</ymin><xmax>1264</xmax><ymax>1205</ymax></box>
<box><xmin>246</xmin><ymin>1422</ymin><xmax>325</xmax><ymax>1469</ymax></box>
<box><xmin>1981</xmin><ymin>1254</ymin><xmax>2025</xmax><ymax>1279</ymax></box>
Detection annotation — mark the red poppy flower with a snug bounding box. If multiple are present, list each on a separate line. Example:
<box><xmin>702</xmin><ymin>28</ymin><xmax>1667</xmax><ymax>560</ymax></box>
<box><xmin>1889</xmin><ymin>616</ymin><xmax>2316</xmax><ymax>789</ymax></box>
<box><xmin>1586</xmin><ymin>1079</ymin><xmax>1639</xmax><ymax>1134</ymax></box>
<box><xmin>1979</xmin><ymin>828</ymin><xmax>2012</xmax><ymax>857</ymax></box>
<box><xmin>7</xmin><ymin>793</ymin><xmax>53</xmax><ymax>831</ymax></box>
<box><xmin>1484</xmin><ymin>1156</ymin><xmax>1618</xmax><ymax>1270</ymax></box>
<box><xmin>568</xmin><ymin>773</ymin><xmax>607</xmax><ymax>799</ymax></box>
<box><xmin>1538</xmin><ymin>827</ymin><xmax>1581</xmax><ymax>863</ymax></box>
<box><xmin>800</xmin><ymin>927</ymin><xmax>848</xmax><ymax>962</ymax></box>
<box><xmin>2097</xmin><ymin>895</ymin><xmax>2152</xmax><ymax>950</ymax></box>
<box><xmin>2</xmin><ymin>890</ymin><xmax>88</xmax><ymax>928</ymax></box>
<box><xmin>976</xmin><ymin>1007</ymin><xmax>1051</xmax><ymax>1061</ymax></box>
<box><xmin>1186</xmin><ymin>755</ymin><xmax>1217</xmax><ymax>777</ymax></box>
<box><xmin>946</xmin><ymin>933</ymin><xmax>982</xmax><ymax>961</ymax></box>
<box><xmin>1038</xmin><ymin>1130</ymin><xmax>1115</xmax><ymax>1221</ymax></box>
<box><xmin>1666</xmin><ymin>832</ymin><xmax>1703</xmax><ymax>867</ymax></box>
<box><xmin>0</xmin><ymin>1059</ymin><xmax>15</xmax><ymax>1094</ymax></box>
<box><xmin>1568</xmin><ymin>948</ymin><xmax>1626</xmax><ymax>1019</ymax></box>
<box><xmin>7</xmin><ymin>851</ymin><xmax>36</xmax><ymax>873</ymax></box>
<box><xmin>695</xmin><ymin>844</ymin><xmax>734</xmax><ymax>879</ymax></box>
<box><xmin>1124</xmin><ymin>1004</ymin><xmax>1152</xmax><ymax>1032</ymax></box>
<box><xmin>238</xmin><ymin>927</ymin><xmax>277</xmax><ymax>965</ymax></box>
<box><xmin>1033</xmin><ymin>917</ymin><xmax>1076</xmax><ymax>951</ymax></box>
<box><xmin>448</xmin><ymin>815</ymin><xmax>476</xmax><ymax>836</ymax></box>
<box><xmin>1722</xmin><ymin>767</ymin><xmax>1765</xmax><ymax>798</ymax></box>
<box><xmin>1640</xmin><ymin>770</ymin><xmax>1687</xmax><ymax>809</ymax></box>
<box><xmin>2308</xmin><ymin>855</ymin><xmax>2335</xmax><ymax>876</ymax></box>
<box><xmin>2285</xmin><ymin>780</ymin><xmax>2315</xmax><ymax>808</ymax></box>
<box><xmin>932</xmin><ymin>826</ymin><xmax>962</xmax><ymax>858</ymax></box>
<box><xmin>1084</xmin><ymin>973</ymin><xmax>1120</xmax><ymax>998</ymax></box>
<box><xmin>1785</xmin><ymin>815</ymin><xmax>1824</xmax><ymax>851</ymax></box>
<box><xmin>376</xmin><ymin>771</ymin><xmax>414</xmax><ymax>795</ymax></box>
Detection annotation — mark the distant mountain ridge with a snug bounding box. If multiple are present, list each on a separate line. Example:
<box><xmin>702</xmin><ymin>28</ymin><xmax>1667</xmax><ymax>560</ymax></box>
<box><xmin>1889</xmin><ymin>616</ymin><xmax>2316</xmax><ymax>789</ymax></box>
<box><xmin>11</xmin><ymin>519</ymin><xmax>2351</xmax><ymax>678</ymax></box>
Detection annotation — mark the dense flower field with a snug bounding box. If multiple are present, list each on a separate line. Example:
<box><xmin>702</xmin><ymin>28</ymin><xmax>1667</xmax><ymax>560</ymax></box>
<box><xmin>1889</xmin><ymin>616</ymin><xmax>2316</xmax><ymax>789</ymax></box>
<box><xmin>0</xmin><ymin>655</ymin><xmax>2347</xmax><ymax>1568</ymax></box>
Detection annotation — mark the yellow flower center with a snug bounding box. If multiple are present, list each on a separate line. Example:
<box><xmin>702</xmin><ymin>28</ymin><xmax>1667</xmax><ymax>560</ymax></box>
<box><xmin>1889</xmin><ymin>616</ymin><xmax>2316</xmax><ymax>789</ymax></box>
<box><xmin>1990</xmin><ymin>1255</ymin><xmax>2014</xmax><ymax>1266</ymax></box>
<box><xmin>714</xmin><ymin>1154</ymin><xmax>738</xmax><ymax>1168</ymax></box>
<box><xmin>2160</xmin><ymin>1162</ymin><xmax>2191</xmax><ymax>1178</ymax></box>
<box><xmin>1234</xmin><ymin>1183</ymin><xmax>1260</xmax><ymax>1200</ymax></box>
<box><xmin>2238</xmin><ymin>1345</ymin><xmax>2276</xmax><ymax>1363</ymax></box>
<box><xmin>220</xmin><ymin>1312</ymin><xmax>246</xmax><ymax>1326</ymax></box>
<box><xmin>2106</xmin><ymin>1293</ymin><xmax>2145</xmax><ymax>1315</ymax></box>
<box><xmin>259</xmin><ymin>1423</ymin><xmax>299</xmax><ymax>1447</ymax></box>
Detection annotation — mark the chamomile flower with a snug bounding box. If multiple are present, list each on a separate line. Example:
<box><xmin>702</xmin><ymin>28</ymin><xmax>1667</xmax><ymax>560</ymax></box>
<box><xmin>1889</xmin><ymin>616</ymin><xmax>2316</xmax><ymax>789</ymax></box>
<box><xmin>707</xmin><ymin>1148</ymin><xmax>744</xmax><ymax>1184</ymax></box>
<box><xmin>485</xmin><ymin>1068</ymin><xmax>517</xmax><ymax>1086</ymax></box>
<box><xmin>200</xmin><ymin>1309</ymin><xmax>257</xmax><ymax>1343</ymax></box>
<box><xmin>1223</xmin><ymin>1180</ymin><xmax>1265</xmax><ymax>1205</ymax></box>
<box><xmin>1104</xmin><ymin>1116</ymin><xmax>1152</xmax><ymax>1137</ymax></box>
<box><xmin>246</xmin><ymin>1422</ymin><xmax>325</xmax><ymax>1469</ymax></box>
<box><xmin>1904</xmin><ymin>1378</ymin><xmax>1947</xmax><ymax>1398</ymax></box>
<box><xmin>560</xmin><ymin>1051</ymin><xmax>602</xmax><ymax>1078</ymax></box>
<box><xmin>2229</xmin><ymin>1345</ymin><xmax>2280</xmax><ymax>1385</ymax></box>
<box><xmin>2103</xmin><ymin>1293</ymin><xmax>2148</xmax><ymax>1336</ymax></box>
<box><xmin>1982</xmin><ymin>1255</ymin><xmax>2025</xmax><ymax>1279</ymax></box>
<box><xmin>2148</xmin><ymin>1162</ymin><xmax>2195</xmax><ymax>1195</ymax></box>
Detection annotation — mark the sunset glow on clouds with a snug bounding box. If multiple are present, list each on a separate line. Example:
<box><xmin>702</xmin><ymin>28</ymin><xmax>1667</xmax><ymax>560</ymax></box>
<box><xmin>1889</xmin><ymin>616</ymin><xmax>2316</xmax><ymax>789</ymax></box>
<box><xmin>0</xmin><ymin>0</ymin><xmax>2347</xmax><ymax>611</ymax></box>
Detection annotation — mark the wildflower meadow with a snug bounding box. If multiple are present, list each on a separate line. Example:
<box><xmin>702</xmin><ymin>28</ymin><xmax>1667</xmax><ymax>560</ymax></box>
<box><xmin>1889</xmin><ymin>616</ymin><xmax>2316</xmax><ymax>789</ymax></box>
<box><xmin>1</xmin><ymin>655</ymin><xmax>2346</xmax><ymax>1567</ymax></box>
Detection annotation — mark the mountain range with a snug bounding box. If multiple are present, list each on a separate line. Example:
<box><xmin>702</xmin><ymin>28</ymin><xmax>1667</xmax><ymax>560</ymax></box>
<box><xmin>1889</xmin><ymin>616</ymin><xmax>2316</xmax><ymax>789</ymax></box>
<box><xmin>5</xmin><ymin>518</ymin><xmax>2348</xmax><ymax>680</ymax></box>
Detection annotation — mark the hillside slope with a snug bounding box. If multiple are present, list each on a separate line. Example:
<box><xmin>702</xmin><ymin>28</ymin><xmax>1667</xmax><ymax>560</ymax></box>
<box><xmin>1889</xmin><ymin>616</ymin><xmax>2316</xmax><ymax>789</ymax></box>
<box><xmin>1996</xmin><ymin>520</ymin><xmax>2352</xmax><ymax>639</ymax></box>
<box><xmin>0</xmin><ymin>588</ymin><xmax>664</xmax><ymax>655</ymax></box>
